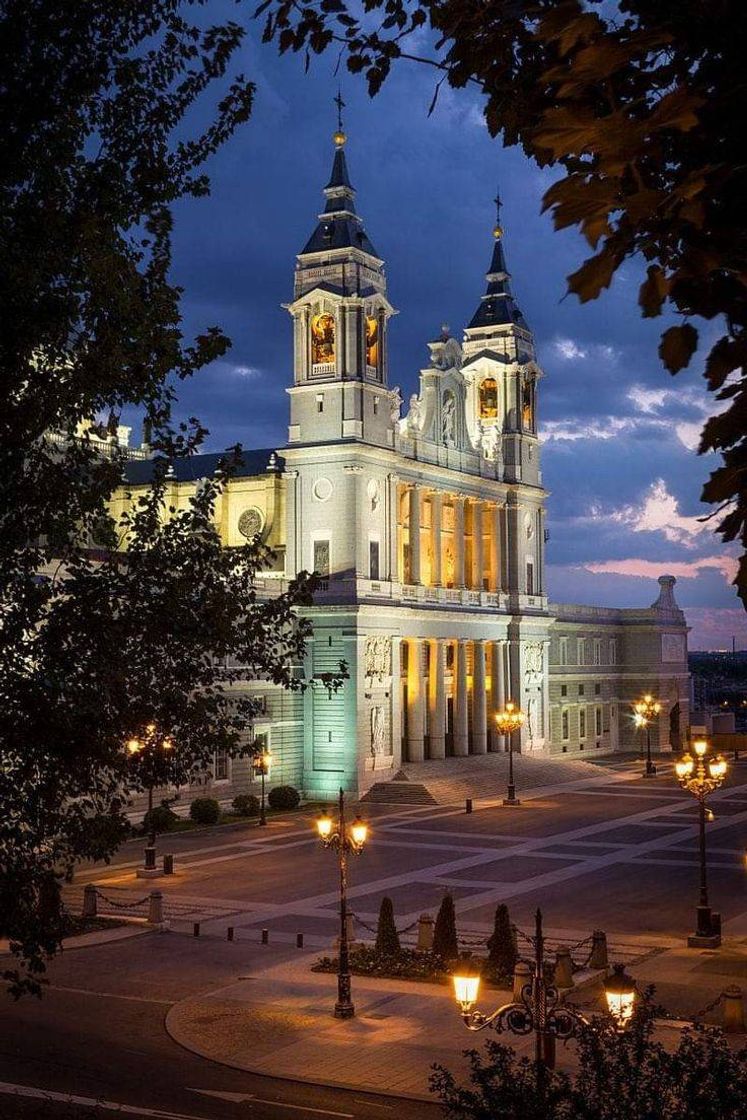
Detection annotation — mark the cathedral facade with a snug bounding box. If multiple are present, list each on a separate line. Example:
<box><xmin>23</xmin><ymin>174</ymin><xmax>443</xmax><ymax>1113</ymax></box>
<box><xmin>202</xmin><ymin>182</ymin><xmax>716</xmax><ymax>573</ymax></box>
<box><xmin>120</xmin><ymin>129</ymin><xmax>690</xmax><ymax>804</ymax></box>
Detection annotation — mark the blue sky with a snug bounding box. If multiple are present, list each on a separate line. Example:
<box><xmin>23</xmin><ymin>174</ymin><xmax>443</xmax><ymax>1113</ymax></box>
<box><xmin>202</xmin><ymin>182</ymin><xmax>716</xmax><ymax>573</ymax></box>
<box><xmin>128</xmin><ymin>11</ymin><xmax>745</xmax><ymax>650</ymax></box>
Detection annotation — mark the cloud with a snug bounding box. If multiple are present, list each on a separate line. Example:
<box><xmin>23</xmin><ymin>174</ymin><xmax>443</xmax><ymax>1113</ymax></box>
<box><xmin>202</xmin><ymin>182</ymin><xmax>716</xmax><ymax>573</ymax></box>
<box><xmin>228</xmin><ymin>364</ymin><xmax>262</xmax><ymax>379</ymax></box>
<box><xmin>554</xmin><ymin>337</ymin><xmax>587</xmax><ymax>361</ymax></box>
<box><xmin>585</xmin><ymin>555</ymin><xmax>738</xmax><ymax>583</ymax></box>
<box><xmin>627</xmin><ymin>386</ymin><xmax>668</xmax><ymax>414</ymax></box>
<box><xmin>552</xmin><ymin>337</ymin><xmax>619</xmax><ymax>363</ymax></box>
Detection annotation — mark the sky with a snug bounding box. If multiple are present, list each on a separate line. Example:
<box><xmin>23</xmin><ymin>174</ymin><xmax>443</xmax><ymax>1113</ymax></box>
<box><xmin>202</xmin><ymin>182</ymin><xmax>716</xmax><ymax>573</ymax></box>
<box><xmin>126</xmin><ymin>6</ymin><xmax>746</xmax><ymax>651</ymax></box>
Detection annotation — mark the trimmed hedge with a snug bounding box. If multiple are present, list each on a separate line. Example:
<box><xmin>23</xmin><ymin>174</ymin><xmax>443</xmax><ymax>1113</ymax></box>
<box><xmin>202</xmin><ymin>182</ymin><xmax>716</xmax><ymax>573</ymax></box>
<box><xmin>143</xmin><ymin>804</ymin><xmax>179</xmax><ymax>835</ymax></box>
<box><xmin>267</xmin><ymin>784</ymin><xmax>300</xmax><ymax>811</ymax></box>
<box><xmin>189</xmin><ymin>797</ymin><xmax>220</xmax><ymax>825</ymax></box>
<box><xmin>232</xmin><ymin>793</ymin><xmax>260</xmax><ymax>817</ymax></box>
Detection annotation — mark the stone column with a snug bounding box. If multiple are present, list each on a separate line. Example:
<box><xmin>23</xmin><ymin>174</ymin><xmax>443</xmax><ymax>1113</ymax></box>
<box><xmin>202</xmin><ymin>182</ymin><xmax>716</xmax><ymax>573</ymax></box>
<box><xmin>454</xmin><ymin>640</ymin><xmax>469</xmax><ymax>756</ymax></box>
<box><xmin>387</xmin><ymin>474</ymin><xmax>399</xmax><ymax>581</ymax></box>
<box><xmin>409</xmin><ymin>485</ymin><xmax>422</xmax><ymax>585</ymax></box>
<box><xmin>430</xmin><ymin>491</ymin><xmax>443</xmax><ymax>587</ymax></box>
<box><xmin>490</xmin><ymin>503</ymin><xmax>501</xmax><ymax>592</ymax></box>
<box><xmin>472</xmin><ymin>640</ymin><xmax>487</xmax><ymax>755</ymax></box>
<box><xmin>472</xmin><ymin>501</ymin><xmax>484</xmax><ymax>591</ymax></box>
<box><xmin>453</xmin><ymin>497</ymin><xmax>466</xmax><ymax>589</ymax></box>
<box><xmin>428</xmin><ymin>639</ymin><xmax>446</xmax><ymax>759</ymax></box>
<box><xmin>406</xmin><ymin>638</ymin><xmax>425</xmax><ymax>762</ymax></box>
<box><xmin>490</xmin><ymin>641</ymin><xmax>506</xmax><ymax>752</ymax></box>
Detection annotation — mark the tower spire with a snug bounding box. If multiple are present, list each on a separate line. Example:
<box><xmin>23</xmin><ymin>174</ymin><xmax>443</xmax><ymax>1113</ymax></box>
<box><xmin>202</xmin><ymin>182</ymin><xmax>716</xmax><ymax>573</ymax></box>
<box><xmin>334</xmin><ymin>88</ymin><xmax>346</xmax><ymax>145</ymax></box>
<box><xmin>467</xmin><ymin>190</ymin><xmax>527</xmax><ymax>331</ymax></box>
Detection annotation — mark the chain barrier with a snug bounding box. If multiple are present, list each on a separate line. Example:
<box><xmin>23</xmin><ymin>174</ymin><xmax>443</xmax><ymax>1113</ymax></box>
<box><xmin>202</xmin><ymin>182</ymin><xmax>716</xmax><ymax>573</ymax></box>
<box><xmin>94</xmin><ymin>888</ymin><xmax>150</xmax><ymax>909</ymax></box>
<box><xmin>350</xmin><ymin>913</ymin><xmax>420</xmax><ymax>936</ymax></box>
<box><xmin>693</xmin><ymin>992</ymin><xmax>724</xmax><ymax>1022</ymax></box>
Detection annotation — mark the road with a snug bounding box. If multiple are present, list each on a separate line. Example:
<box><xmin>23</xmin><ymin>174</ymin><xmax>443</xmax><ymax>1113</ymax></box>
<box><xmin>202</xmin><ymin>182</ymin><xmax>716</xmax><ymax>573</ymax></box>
<box><xmin>2</xmin><ymin>755</ymin><xmax>746</xmax><ymax>1117</ymax></box>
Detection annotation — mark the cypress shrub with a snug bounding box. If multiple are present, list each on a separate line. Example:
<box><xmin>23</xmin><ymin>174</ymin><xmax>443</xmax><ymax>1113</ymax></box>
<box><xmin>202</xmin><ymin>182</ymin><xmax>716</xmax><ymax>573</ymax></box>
<box><xmin>375</xmin><ymin>896</ymin><xmax>401</xmax><ymax>956</ymax></box>
<box><xmin>487</xmin><ymin>903</ymin><xmax>517</xmax><ymax>979</ymax></box>
<box><xmin>433</xmin><ymin>893</ymin><xmax>459</xmax><ymax>961</ymax></box>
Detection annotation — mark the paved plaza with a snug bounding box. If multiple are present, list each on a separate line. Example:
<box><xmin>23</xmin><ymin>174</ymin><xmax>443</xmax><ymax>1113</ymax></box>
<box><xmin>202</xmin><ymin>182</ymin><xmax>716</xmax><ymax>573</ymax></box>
<box><xmin>3</xmin><ymin>753</ymin><xmax>747</xmax><ymax>1117</ymax></box>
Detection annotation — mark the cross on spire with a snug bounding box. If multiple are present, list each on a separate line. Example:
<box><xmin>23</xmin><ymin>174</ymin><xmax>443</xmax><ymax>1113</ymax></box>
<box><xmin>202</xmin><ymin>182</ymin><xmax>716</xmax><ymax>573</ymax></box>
<box><xmin>494</xmin><ymin>187</ymin><xmax>502</xmax><ymax>224</ymax></box>
<box><xmin>334</xmin><ymin>88</ymin><xmax>345</xmax><ymax>132</ymax></box>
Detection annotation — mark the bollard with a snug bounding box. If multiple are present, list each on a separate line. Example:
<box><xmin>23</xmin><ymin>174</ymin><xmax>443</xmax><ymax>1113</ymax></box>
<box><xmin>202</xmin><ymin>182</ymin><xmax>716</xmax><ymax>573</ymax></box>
<box><xmin>163</xmin><ymin>854</ymin><xmax>174</xmax><ymax>876</ymax></box>
<box><xmin>554</xmin><ymin>948</ymin><xmax>574</xmax><ymax>989</ymax></box>
<box><xmin>82</xmin><ymin>884</ymin><xmax>97</xmax><ymax>919</ymax></box>
<box><xmin>261</xmin><ymin>928</ymin><xmax>269</xmax><ymax>944</ymax></box>
<box><xmin>513</xmin><ymin>960</ymin><xmax>532</xmax><ymax>1001</ymax></box>
<box><xmin>466</xmin><ymin>798</ymin><xmax>473</xmax><ymax>814</ymax></box>
<box><xmin>227</xmin><ymin>926</ymin><xmax>234</xmax><ymax>942</ymax></box>
<box><xmin>144</xmin><ymin>846</ymin><xmax>157</xmax><ymax>871</ymax></box>
<box><xmin>148</xmin><ymin>889</ymin><xmax>164</xmax><ymax>926</ymax></box>
<box><xmin>590</xmin><ymin>930</ymin><xmax>608</xmax><ymax>970</ymax></box>
<box><xmin>193</xmin><ymin>922</ymin><xmax>200</xmax><ymax>938</ymax></box>
<box><xmin>417</xmin><ymin>913</ymin><xmax>434</xmax><ymax>952</ymax></box>
<box><xmin>723</xmin><ymin>986</ymin><xmax>745</xmax><ymax>1032</ymax></box>
<box><xmin>296</xmin><ymin>932</ymin><xmax>304</xmax><ymax>949</ymax></box>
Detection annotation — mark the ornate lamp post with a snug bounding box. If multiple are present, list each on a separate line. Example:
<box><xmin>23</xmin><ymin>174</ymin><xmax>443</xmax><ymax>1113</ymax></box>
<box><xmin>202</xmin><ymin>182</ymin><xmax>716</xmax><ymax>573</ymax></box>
<box><xmin>253</xmin><ymin>748</ymin><xmax>272</xmax><ymax>826</ymax></box>
<box><xmin>633</xmin><ymin>693</ymin><xmax>662</xmax><ymax>777</ymax></box>
<box><xmin>453</xmin><ymin>909</ymin><xmax>636</xmax><ymax>1086</ymax></box>
<box><xmin>316</xmin><ymin>789</ymin><xmax>368</xmax><ymax>1019</ymax></box>
<box><xmin>126</xmin><ymin>723</ymin><xmax>173</xmax><ymax>870</ymax></box>
<box><xmin>495</xmin><ymin>701</ymin><xmax>525</xmax><ymax>806</ymax></box>
<box><xmin>675</xmin><ymin>738</ymin><xmax>728</xmax><ymax>947</ymax></box>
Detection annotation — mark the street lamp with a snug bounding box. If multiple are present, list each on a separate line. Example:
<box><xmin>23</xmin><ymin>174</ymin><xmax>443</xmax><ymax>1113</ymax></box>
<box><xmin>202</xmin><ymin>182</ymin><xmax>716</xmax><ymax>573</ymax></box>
<box><xmin>632</xmin><ymin>694</ymin><xmax>662</xmax><ymax>777</ymax></box>
<box><xmin>253</xmin><ymin>748</ymin><xmax>272</xmax><ymax>827</ymax></box>
<box><xmin>452</xmin><ymin>909</ymin><xmax>636</xmax><ymax>1085</ymax></box>
<box><xmin>315</xmin><ymin>789</ymin><xmax>368</xmax><ymax>1019</ymax></box>
<box><xmin>126</xmin><ymin>723</ymin><xmax>174</xmax><ymax>870</ymax></box>
<box><xmin>675</xmin><ymin>737</ymin><xmax>728</xmax><ymax>947</ymax></box>
<box><xmin>495</xmin><ymin>701</ymin><xmax>525</xmax><ymax>806</ymax></box>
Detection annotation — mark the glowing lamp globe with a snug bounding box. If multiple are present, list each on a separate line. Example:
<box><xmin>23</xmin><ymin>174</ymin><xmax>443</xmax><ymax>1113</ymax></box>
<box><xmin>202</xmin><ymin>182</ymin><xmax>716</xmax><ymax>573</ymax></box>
<box><xmin>126</xmin><ymin>737</ymin><xmax>142</xmax><ymax>755</ymax></box>
<box><xmin>675</xmin><ymin>756</ymin><xmax>694</xmax><ymax>779</ymax></box>
<box><xmin>453</xmin><ymin>970</ymin><xmax>481</xmax><ymax>1014</ymax></box>
<box><xmin>708</xmin><ymin>756</ymin><xmax>727</xmax><ymax>780</ymax></box>
<box><xmin>261</xmin><ymin>751</ymin><xmax>272</xmax><ymax>771</ymax></box>
<box><xmin>604</xmin><ymin>963</ymin><xmax>636</xmax><ymax>1030</ymax></box>
<box><xmin>350</xmin><ymin>817</ymin><xmax>368</xmax><ymax>848</ymax></box>
<box><xmin>316</xmin><ymin>811</ymin><xmax>333</xmax><ymax>841</ymax></box>
<box><xmin>693</xmin><ymin>739</ymin><xmax>708</xmax><ymax>758</ymax></box>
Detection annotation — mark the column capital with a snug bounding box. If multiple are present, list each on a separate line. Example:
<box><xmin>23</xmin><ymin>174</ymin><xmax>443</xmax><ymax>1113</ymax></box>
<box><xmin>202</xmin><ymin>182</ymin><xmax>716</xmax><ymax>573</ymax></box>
<box><xmin>343</xmin><ymin>465</ymin><xmax>364</xmax><ymax>474</ymax></box>
<box><xmin>282</xmin><ymin>470</ymin><xmax>299</xmax><ymax>480</ymax></box>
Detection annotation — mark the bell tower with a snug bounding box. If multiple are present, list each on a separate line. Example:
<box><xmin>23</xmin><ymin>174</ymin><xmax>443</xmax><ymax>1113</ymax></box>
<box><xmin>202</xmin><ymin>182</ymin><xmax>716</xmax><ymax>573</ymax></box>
<box><xmin>285</xmin><ymin>99</ymin><xmax>398</xmax><ymax>448</ymax></box>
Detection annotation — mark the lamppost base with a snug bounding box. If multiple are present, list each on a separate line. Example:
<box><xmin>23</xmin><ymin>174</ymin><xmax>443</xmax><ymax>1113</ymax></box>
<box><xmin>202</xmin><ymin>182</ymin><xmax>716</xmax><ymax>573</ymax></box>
<box><xmin>259</xmin><ymin>818</ymin><xmax>267</xmax><ymax>827</ymax></box>
<box><xmin>688</xmin><ymin>906</ymin><xmax>721</xmax><ymax>948</ymax></box>
<box><xmin>643</xmin><ymin>764</ymin><xmax>657</xmax><ymax>777</ymax></box>
<box><xmin>334</xmin><ymin>1002</ymin><xmax>355</xmax><ymax>1020</ymax></box>
<box><xmin>687</xmin><ymin>932</ymin><xmax>721</xmax><ymax>949</ymax></box>
<box><xmin>503</xmin><ymin>796</ymin><xmax>521</xmax><ymax>807</ymax></box>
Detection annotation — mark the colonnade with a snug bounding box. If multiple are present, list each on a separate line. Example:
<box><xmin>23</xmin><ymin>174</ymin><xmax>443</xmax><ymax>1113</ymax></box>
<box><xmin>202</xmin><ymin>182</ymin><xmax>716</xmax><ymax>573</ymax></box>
<box><xmin>402</xmin><ymin>637</ymin><xmax>511</xmax><ymax>762</ymax></box>
<box><xmin>401</xmin><ymin>484</ymin><xmax>504</xmax><ymax>592</ymax></box>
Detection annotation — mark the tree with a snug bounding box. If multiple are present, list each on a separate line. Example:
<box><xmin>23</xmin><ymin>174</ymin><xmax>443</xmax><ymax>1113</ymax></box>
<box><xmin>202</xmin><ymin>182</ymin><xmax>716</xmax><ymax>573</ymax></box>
<box><xmin>486</xmin><ymin>903</ymin><xmax>517</xmax><ymax>980</ymax></box>
<box><xmin>259</xmin><ymin>0</ymin><xmax>747</xmax><ymax>605</ymax></box>
<box><xmin>375</xmin><ymin>895</ymin><xmax>401</xmax><ymax>956</ymax></box>
<box><xmin>433</xmin><ymin>892</ymin><xmax>459</xmax><ymax>962</ymax></box>
<box><xmin>0</xmin><ymin>4</ymin><xmax>341</xmax><ymax>997</ymax></box>
<box><xmin>430</xmin><ymin>1004</ymin><xmax>747</xmax><ymax>1119</ymax></box>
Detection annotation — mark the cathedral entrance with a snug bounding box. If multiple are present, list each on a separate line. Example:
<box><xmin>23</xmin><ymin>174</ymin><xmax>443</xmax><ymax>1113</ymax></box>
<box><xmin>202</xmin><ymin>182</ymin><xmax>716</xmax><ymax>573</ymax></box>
<box><xmin>445</xmin><ymin>696</ymin><xmax>455</xmax><ymax>756</ymax></box>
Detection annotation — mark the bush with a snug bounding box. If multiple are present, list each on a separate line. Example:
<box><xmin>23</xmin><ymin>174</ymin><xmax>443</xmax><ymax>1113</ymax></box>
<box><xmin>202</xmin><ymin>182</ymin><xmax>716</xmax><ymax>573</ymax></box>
<box><xmin>433</xmin><ymin>893</ymin><xmax>459</xmax><ymax>962</ymax></box>
<box><xmin>313</xmin><ymin>945</ymin><xmax>447</xmax><ymax>982</ymax></box>
<box><xmin>486</xmin><ymin>903</ymin><xmax>517</xmax><ymax>980</ymax></box>
<box><xmin>375</xmin><ymin>896</ymin><xmax>401</xmax><ymax>956</ymax></box>
<box><xmin>189</xmin><ymin>797</ymin><xmax>221</xmax><ymax>825</ymax></box>
<box><xmin>267</xmin><ymin>784</ymin><xmax>300</xmax><ymax>811</ymax></box>
<box><xmin>232</xmin><ymin>793</ymin><xmax>260</xmax><ymax>817</ymax></box>
<box><xmin>143</xmin><ymin>803</ymin><xmax>179</xmax><ymax>836</ymax></box>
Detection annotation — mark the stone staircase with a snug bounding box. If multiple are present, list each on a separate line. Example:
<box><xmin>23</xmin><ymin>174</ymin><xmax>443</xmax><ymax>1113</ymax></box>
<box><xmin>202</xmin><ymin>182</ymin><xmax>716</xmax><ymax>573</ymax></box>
<box><xmin>361</xmin><ymin>769</ymin><xmax>437</xmax><ymax>805</ymax></box>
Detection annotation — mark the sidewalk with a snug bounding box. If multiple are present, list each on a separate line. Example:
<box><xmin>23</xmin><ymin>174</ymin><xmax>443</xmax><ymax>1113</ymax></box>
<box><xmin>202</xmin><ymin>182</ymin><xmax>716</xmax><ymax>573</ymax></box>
<box><xmin>166</xmin><ymin>936</ymin><xmax>747</xmax><ymax>1102</ymax></box>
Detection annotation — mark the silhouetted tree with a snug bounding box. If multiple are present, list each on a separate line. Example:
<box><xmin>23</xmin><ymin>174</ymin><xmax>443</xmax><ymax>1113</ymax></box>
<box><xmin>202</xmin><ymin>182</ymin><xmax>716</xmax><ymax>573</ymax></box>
<box><xmin>433</xmin><ymin>893</ymin><xmax>459</xmax><ymax>961</ymax></box>
<box><xmin>375</xmin><ymin>896</ymin><xmax>401</xmax><ymax>956</ymax></box>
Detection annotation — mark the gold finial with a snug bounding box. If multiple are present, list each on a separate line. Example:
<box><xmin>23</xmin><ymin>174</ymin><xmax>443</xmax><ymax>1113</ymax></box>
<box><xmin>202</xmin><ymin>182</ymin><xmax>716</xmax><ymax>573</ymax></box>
<box><xmin>493</xmin><ymin>224</ymin><xmax>503</xmax><ymax>239</ymax></box>
<box><xmin>333</xmin><ymin>89</ymin><xmax>346</xmax><ymax>147</ymax></box>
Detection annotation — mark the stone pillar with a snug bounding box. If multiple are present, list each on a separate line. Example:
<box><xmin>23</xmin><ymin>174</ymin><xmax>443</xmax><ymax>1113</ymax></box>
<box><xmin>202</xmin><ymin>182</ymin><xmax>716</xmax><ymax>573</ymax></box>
<box><xmin>409</xmin><ymin>485</ymin><xmax>421</xmax><ymax>585</ymax></box>
<box><xmin>472</xmin><ymin>640</ymin><xmax>487</xmax><ymax>755</ymax></box>
<box><xmin>472</xmin><ymin>501</ymin><xmax>484</xmax><ymax>592</ymax></box>
<box><xmin>429</xmin><ymin>638</ymin><xmax>446</xmax><ymax>759</ymax></box>
<box><xmin>454</xmin><ymin>640</ymin><xmax>469</xmax><ymax>756</ymax></box>
<box><xmin>490</xmin><ymin>503</ymin><xmax>501</xmax><ymax>592</ymax></box>
<box><xmin>431</xmin><ymin>491</ymin><xmax>443</xmax><ymax>587</ymax></box>
<box><xmin>388</xmin><ymin>474</ymin><xmax>399</xmax><ymax>581</ymax></box>
<box><xmin>406</xmin><ymin>638</ymin><xmax>425</xmax><ymax>761</ymax></box>
<box><xmin>453</xmin><ymin>498</ymin><xmax>466</xmax><ymax>589</ymax></box>
<box><xmin>490</xmin><ymin>640</ymin><xmax>506</xmax><ymax>752</ymax></box>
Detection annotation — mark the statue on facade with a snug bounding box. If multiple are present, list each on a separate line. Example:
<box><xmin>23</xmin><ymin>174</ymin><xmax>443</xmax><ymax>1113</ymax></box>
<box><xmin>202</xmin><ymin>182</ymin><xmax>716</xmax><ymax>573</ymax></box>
<box><xmin>390</xmin><ymin>386</ymin><xmax>402</xmax><ymax>425</ymax></box>
<box><xmin>442</xmin><ymin>393</ymin><xmax>455</xmax><ymax>446</ymax></box>
<box><xmin>371</xmin><ymin>706</ymin><xmax>387</xmax><ymax>756</ymax></box>
<box><xmin>482</xmin><ymin>424</ymin><xmax>500</xmax><ymax>461</ymax></box>
<box><xmin>408</xmin><ymin>393</ymin><xmax>423</xmax><ymax>433</ymax></box>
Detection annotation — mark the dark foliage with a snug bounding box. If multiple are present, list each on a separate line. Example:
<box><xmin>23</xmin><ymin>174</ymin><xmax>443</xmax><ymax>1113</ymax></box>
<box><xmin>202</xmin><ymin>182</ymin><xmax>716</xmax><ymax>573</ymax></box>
<box><xmin>486</xmin><ymin>903</ymin><xmax>517</xmax><ymax>981</ymax></box>
<box><xmin>189</xmin><ymin>797</ymin><xmax>220</xmax><ymax>825</ymax></box>
<box><xmin>433</xmin><ymin>893</ymin><xmax>459</xmax><ymax>962</ymax></box>
<box><xmin>259</xmin><ymin>0</ymin><xmax>747</xmax><ymax>605</ymax></box>
<box><xmin>142</xmin><ymin>803</ymin><xmax>179</xmax><ymax>837</ymax></box>
<box><xmin>232</xmin><ymin>793</ymin><xmax>260</xmax><ymax>817</ymax></box>
<box><xmin>313</xmin><ymin>945</ymin><xmax>448</xmax><ymax>982</ymax></box>
<box><xmin>267</xmin><ymin>784</ymin><xmax>301</xmax><ymax>810</ymax></box>
<box><xmin>375</xmin><ymin>895</ymin><xmax>401</xmax><ymax>956</ymax></box>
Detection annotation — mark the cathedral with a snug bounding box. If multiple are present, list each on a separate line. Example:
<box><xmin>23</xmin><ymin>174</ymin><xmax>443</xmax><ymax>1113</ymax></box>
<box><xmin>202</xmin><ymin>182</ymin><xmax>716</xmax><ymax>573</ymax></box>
<box><xmin>119</xmin><ymin>125</ymin><xmax>691</xmax><ymax>803</ymax></box>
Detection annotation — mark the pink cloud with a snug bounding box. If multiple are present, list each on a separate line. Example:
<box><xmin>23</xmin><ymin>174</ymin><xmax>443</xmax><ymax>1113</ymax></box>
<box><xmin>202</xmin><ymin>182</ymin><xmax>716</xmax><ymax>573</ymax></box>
<box><xmin>585</xmin><ymin>556</ymin><xmax>738</xmax><ymax>583</ymax></box>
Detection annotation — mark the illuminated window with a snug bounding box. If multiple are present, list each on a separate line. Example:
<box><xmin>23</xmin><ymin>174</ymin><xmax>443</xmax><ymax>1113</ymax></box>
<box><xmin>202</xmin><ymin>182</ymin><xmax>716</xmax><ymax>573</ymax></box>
<box><xmin>311</xmin><ymin>312</ymin><xmax>335</xmax><ymax>365</ymax></box>
<box><xmin>522</xmin><ymin>379</ymin><xmax>535</xmax><ymax>430</ymax></box>
<box><xmin>366</xmin><ymin>316</ymin><xmax>379</xmax><ymax>369</ymax></box>
<box><xmin>213</xmin><ymin>747</ymin><xmax>229</xmax><ymax>782</ymax></box>
<box><xmin>479</xmin><ymin>377</ymin><xmax>498</xmax><ymax>419</ymax></box>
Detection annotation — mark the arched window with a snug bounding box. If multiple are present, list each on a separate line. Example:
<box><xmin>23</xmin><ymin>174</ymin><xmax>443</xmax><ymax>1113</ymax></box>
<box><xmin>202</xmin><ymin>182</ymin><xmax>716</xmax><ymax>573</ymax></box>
<box><xmin>366</xmin><ymin>316</ymin><xmax>379</xmax><ymax>370</ymax></box>
<box><xmin>311</xmin><ymin>312</ymin><xmax>335</xmax><ymax>366</ymax></box>
<box><xmin>522</xmin><ymin>378</ymin><xmax>535</xmax><ymax>430</ymax></box>
<box><xmin>479</xmin><ymin>377</ymin><xmax>498</xmax><ymax>419</ymax></box>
